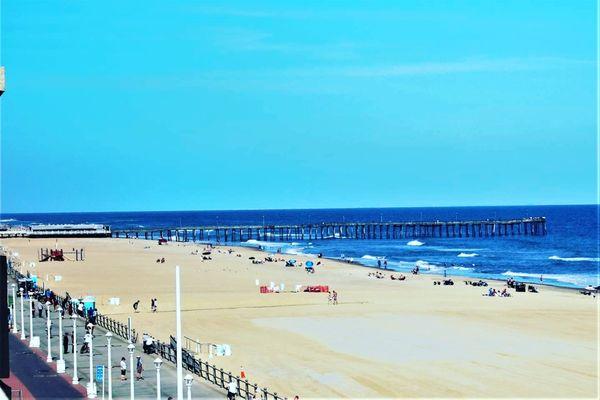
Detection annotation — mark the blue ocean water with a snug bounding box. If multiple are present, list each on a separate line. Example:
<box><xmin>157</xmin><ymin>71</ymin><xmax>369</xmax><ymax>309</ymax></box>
<box><xmin>2</xmin><ymin>205</ymin><xmax>598</xmax><ymax>288</ymax></box>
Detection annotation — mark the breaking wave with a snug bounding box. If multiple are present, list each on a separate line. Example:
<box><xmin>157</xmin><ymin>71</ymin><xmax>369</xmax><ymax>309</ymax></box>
<box><xmin>361</xmin><ymin>254</ymin><xmax>384</xmax><ymax>260</ymax></box>
<box><xmin>501</xmin><ymin>270</ymin><xmax>597</xmax><ymax>287</ymax></box>
<box><xmin>407</xmin><ymin>240</ymin><xmax>424</xmax><ymax>246</ymax></box>
<box><xmin>548</xmin><ymin>256</ymin><xmax>599</xmax><ymax>262</ymax></box>
<box><xmin>457</xmin><ymin>252</ymin><xmax>479</xmax><ymax>258</ymax></box>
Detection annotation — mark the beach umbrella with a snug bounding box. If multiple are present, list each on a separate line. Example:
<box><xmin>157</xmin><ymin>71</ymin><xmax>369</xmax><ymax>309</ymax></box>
<box><xmin>202</xmin><ymin>251</ymin><xmax>211</xmax><ymax>255</ymax></box>
<box><xmin>249</xmin><ymin>256</ymin><xmax>255</xmax><ymax>260</ymax></box>
<box><xmin>305</xmin><ymin>261</ymin><xmax>314</xmax><ymax>267</ymax></box>
<box><xmin>289</xmin><ymin>259</ymin><xmax>297</xmax><ymax>264</ymax></box>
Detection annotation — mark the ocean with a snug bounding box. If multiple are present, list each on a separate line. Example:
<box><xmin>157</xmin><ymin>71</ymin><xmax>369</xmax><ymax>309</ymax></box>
<box><xmin>1</xmin><ymin>205</ymin><xmax>598</xmax><ymax>288</ymax></box>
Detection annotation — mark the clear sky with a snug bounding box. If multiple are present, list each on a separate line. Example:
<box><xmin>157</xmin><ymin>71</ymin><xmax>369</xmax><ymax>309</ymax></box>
<box><xmin>0</xmin><ymin>1</ymin><xmax>597</xmax><ymax>213</ymax></box>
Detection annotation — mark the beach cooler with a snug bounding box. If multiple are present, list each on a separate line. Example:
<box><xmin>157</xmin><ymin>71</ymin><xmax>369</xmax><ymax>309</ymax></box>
<box><xmin>83</xmin><ymin>295</ymin><xmax>96</xmax><ymax>311</ymax></box>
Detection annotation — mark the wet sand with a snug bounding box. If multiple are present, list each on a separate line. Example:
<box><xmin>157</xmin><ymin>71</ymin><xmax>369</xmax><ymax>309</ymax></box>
<box><xmin>2</xmin><ymin>237</ymin><xmax>598</xmax><ymax>398</ymax></box>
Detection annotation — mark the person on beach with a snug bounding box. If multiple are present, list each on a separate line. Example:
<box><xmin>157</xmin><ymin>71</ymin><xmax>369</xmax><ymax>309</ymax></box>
<box><xmin>332</xmin><ymin>291</ymin><xmax>338</xmax><ymax>305</ymax></box>
<box><xmin>377</xmin><ymin>259</ymin><xmax>381</xmax><ymax>268</ymax></box>
<box><xmin>383</xmin><ymin>260</ymin><xmax>388</xmax><ymax>269</ymax></box>
<box><xmin>135</xmin><ymin>356</ymin><xmax>144</xmax><ymax>380</ymax></box>
<box><xmin>328</xmin><ymin>292</ymin><xmax>332</xmax><ymax>305</ymax></box>
<box><xmin>133</xmin><ymin>300</ymin><xmax>140</xmax><ymax>312</ymax></box>
<box><xmin>37</xmin><ymin>301</ymin><xmax>43</xmax><ymax>318</ymax></box>
<box><xmin>120</xmin><ymin>357</ymin><xmax>127</xmax><ymax>381</ymax></box>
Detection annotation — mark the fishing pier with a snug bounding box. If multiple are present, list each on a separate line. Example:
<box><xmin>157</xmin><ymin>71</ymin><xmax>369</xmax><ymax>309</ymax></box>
<box><xmin>111</xmin><ymin>216</ymin><xmax>547</xmax><ymax>243</ymax></box>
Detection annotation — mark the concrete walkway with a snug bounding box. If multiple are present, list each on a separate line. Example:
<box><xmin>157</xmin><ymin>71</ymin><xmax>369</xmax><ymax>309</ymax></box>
<box><xmin>9</xmin><ymin>287</ymin><xmax>225</xmax><ymax>399</ymax></box>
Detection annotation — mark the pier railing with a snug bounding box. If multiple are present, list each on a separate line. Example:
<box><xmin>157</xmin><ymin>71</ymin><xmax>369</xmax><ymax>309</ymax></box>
<box><xmin>155</xmin><ymin>337</ymin><xmax>284</xmax><ymax>400</ymax></box>
<box><xmin>111</xmin><ymin>216</ymin><xmax>547</xmax><ymax>242</ymax></box>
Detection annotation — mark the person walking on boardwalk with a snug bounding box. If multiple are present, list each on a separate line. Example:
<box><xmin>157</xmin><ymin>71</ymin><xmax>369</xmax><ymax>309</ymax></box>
<box><xmin>227</xmin><ymin>379</ymin><xmax>238</xmax><ymax>400</ymax></box>
<box><xmin>63</xmin><ymin>331</ymin><xmax>69</xmax><ymax>354</ymax></box>
<box><xmin>135</xmin><ymin>356</ymin><xmax>144</xmax><ymax>380</ymax></box>
<box><xmin>37</xmin><ymin>301</ymin><xmax>43</xmax><ymax>318</ymax></box>
<box><xmin>120</xmin><ymin>357</ymin><xmax>127</xmax><ymax>381</ymax></box>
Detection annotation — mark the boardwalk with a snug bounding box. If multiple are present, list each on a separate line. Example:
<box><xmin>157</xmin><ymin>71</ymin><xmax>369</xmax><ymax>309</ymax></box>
<box><xmin>112</xmin><ymin>217</ymin><xmax>547</xmax><ymax>243</ymax></box>
<box><xmin>8</xmin><ymin>277</ymin><xmax>224</xmax><ymax>399</ymax></box>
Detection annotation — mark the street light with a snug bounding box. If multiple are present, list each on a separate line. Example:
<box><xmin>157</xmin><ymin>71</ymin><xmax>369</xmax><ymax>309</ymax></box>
<box><xmin>19</xmin><ymin>288</ymin><xmax>25</xmax><ymax>339</ymax></box>
<box><xmin>57</xmin><ymin>306</ymin><xmax>65</xmax><ymax>373</ymax></box>
<box><xmin>86</xmin><ymin>332</ymin><xmax>97</xmax><ymax>398</ymax></box>
<box><xmin>127</xmin><ymin>343</ymin><xmax>135</xmax><ymax>400</ymax></box>
<box><xmin>45</xmin><ymin>301</ymin><xmax>52</xmax><ymax>362</ymax></box>
<box><xmin>154</xmin><ymin>358</ymin><xmax>163</xmax><ymax>400</ymax></box>
<box><xmin>106</xmin><ymin>332</ymin><xmax>113</xmax><ymax>400</ymax></box>
<box><xmin>72</xmin><ymin>316</ymin><xmax>79</xmax><ymax>385</ymax></box>
<box><xmin>11</xmin><ymin>284</ymin><xmax>17</xmax><ymax>334</ymax></box>
<box><xmin>184</xmin><ymin>374</ymin><xmax>193</xmax><ymax>400</ymax></box>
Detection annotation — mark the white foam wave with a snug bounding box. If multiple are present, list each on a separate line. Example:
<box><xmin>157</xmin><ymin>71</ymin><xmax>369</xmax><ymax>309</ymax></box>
<box><xmin>415</xmin><ymin>260</ymin><xmax>441</xmax><ymax>272</ymax></box>
<box><xmin>407</xmin><ymin>240</ymin><xmax>425</xmax><ymax>246</ymax></box>
<box><xmin>548</xmin><ymin>256</ymin><xmax>599</xmax><ymax>262</ymax></box>
<box><xmin>457</xmin><ymin>252</ymin><xmax>479</xmax><ymax>258</ymax></box>
<box><xmin>432</xmin><ymin>247</ymin><xmax>482</xmax><ymax>252</ymax></box>
<box><xmin>502</xmin><ymin>271</ymin><xmax>597</xmax><ymax>287</ymax></box>
<box><xmin>451</xmin><ymin>266</ymin><xmax>475</xmax><ymax>271</ymax></box>
<box><xmin>0</xmin><ymin>218</ymin><xmax>16</xmax><ymax>222</ymax></box>
<box><xmin>361</xmin><ymin>255</ymin><xmax>384</xmax><ymax>260</ymax></box>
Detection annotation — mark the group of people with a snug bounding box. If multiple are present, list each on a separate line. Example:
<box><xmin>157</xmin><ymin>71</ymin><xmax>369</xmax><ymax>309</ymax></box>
<box><xmin>368</xmin><ymin>271</ymin><xmax>386</xmax><ymax>279</ymax></box>
<box><xmin>119</xmin><ymin>355</ymin><xmax>145</xmax><ymax>381</ymax></box>
<box><xmin>142</xmin><ymin>333</ymin><xmax>156</xmax><ymax>354</ymax></box>
<box><xmin>485</xmin><ymin>287</ymin><xmax>511</xmax><ymax>297</ymax></box>
<box><xmin>327</xmin><ymin>290</ymin><xmax>338</xmax><ymax>305</ymax></box>
<box><xmin>133</xmin><ymin>298</ymin><xmax>158</xmax><ymax>313</ymax></box>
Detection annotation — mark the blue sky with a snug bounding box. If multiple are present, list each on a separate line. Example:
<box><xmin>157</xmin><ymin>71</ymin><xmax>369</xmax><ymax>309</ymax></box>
<box><xmin>0</xmin><ymin>1</ymin><xmax>597</xmax><ymax>213</ymax></box>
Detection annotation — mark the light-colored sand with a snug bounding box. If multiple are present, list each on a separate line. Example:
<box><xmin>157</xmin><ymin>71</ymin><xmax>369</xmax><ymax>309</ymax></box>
<box><xmin>2</xmin><ymin>237</ymin><xmax>598</xmax><ymax>398</ymax></box>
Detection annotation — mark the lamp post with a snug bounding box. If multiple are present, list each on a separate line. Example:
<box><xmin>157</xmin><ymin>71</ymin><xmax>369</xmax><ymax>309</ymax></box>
<box><xmin>154</xmin><ymin>358</ymin><xmax>163</xmax><ymax>400</ymax></box>
<box><xmin>29</xmin><ymin>293</ymin><xmax>39</xmax><ymax>348</ymax></box>
<box><xmin>19</xmin><ymin>288</ymin><xmax>25</xmax><ymax>339</ymax></box>
<box><xmin>11</xmin><ymin>284</ymin><xmax>17</xmax><ymax>333</ymax></box>
<box><xmin>175</xmin><ymin>266</ymin><xmax>183</xmax><ymax>400</ymax></box>
<box><xmin>57</xmin><ymin>306</ymin><xmax>65</xmax><ymax>373</ymax></box>
<box><xmin>127</xmin><ymin>343</ymin><xmax>135</xmax><ymax>400</ymax></box>
<box><xmin>45</xmin><ymin>301</ymin><xmax>52</xmax><ymax>362</ymax></box>
<box><xmin>86</xmin><ymin>332</ymin><xmax>97</xmax><ymax>398</ymax></box>
<box><xmin>184</xmin><ymin>374</ymin><xmax>193</xmax><ymax>400</ymax></box>
<box><xmin>106</xmin><ymin>332</ymin><xmax>113</xmax><ymax>400</ymax></box>
<box><xmin>72</xmin><ymin>317</ymin><xmax>79</xmax><ymax>384</ymax></box>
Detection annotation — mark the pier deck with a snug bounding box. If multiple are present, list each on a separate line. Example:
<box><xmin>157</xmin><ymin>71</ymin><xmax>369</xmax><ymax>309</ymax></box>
<box><xmin>112</xmin><ymin>217</ymin><xmax>547</xmax><ymax>242</ymax></box>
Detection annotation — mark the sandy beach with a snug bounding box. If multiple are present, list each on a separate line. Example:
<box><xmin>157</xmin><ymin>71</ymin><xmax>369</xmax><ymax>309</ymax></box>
<box><xmin>2</xmin><ymin>237</ymin><xmax>598</xmax><ymax>398</ymax></box>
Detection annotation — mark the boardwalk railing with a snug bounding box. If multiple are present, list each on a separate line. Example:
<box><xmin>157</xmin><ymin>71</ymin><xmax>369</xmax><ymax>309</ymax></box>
<box><xmin>6</xmin><ymin>261</ymin><xmax>280</xmax><ymax>398</ymax></box>
<box><xmin>155</xmin><ymin>337</ymin><xmax>285</xmax><ymax>400</ymax></box>
<box><xmin>7</xmin><ymin>264</ymin><xmax>138</xmax><ymax>343</ymax></box>
<box><xmin>112</xmin><ymin>216</ymin><xmax>547</xmax><ymax>242</ymax></box>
